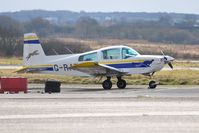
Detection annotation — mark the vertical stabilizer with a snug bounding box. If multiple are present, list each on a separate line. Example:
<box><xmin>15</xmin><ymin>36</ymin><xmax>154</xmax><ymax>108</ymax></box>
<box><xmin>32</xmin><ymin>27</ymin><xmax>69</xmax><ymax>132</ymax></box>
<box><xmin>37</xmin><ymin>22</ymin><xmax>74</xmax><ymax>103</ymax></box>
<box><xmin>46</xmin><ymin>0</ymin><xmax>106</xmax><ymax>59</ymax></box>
<box><xmin>23</xmin><ymin>33</ymin><xmax>46</xmax><ymax>66</ymax></box>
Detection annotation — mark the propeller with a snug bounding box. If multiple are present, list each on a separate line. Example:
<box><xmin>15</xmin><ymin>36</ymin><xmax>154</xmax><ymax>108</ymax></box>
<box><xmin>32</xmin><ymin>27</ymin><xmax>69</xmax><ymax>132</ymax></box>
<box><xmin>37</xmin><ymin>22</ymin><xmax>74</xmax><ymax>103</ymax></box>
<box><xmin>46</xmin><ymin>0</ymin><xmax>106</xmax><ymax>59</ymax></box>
<box><xmin>161</xmin><ymin>50</ymin><xmax>174</xmax><ymax>69</ymax></box>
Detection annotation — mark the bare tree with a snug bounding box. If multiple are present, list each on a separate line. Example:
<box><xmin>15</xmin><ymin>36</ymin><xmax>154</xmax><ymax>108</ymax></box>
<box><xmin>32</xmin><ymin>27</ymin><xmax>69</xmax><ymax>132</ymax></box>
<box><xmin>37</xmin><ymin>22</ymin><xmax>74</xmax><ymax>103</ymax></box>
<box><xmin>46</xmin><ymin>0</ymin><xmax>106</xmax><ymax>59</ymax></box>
<box><xmin>0</xmin><ymin>16</ymin><xmax>23</xmax><ymax>56</ymax></box>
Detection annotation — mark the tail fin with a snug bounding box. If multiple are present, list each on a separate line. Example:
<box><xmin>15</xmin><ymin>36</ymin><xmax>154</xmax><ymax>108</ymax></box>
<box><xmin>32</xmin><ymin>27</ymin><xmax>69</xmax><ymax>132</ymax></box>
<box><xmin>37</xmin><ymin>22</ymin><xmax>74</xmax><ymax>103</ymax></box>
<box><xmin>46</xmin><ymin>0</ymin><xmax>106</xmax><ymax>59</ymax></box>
<box><xmin>23</xmin><ymin>33</ymin><xmax>46</xmax><ymax>66</ymax></box>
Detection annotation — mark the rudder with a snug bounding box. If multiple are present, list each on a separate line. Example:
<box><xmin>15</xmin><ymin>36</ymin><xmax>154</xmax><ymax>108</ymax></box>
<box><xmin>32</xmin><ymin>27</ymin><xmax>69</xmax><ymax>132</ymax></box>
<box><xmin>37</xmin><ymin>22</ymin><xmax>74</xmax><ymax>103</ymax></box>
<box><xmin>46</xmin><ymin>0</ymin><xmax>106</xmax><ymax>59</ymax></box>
<box><xmin>23</xmin><ymin>33</ymin><xmax>46</xmax><ymax>66</ymax></box>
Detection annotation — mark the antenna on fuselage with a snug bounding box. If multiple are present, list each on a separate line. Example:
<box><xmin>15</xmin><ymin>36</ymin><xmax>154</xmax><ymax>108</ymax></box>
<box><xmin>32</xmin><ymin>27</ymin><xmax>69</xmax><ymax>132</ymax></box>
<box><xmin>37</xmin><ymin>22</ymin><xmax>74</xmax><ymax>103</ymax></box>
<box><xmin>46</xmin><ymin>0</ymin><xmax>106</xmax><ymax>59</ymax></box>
<box><xmin>64</xmin><ymin>47</ymin><xmax>74</xmax><ymax>54</ymax></box>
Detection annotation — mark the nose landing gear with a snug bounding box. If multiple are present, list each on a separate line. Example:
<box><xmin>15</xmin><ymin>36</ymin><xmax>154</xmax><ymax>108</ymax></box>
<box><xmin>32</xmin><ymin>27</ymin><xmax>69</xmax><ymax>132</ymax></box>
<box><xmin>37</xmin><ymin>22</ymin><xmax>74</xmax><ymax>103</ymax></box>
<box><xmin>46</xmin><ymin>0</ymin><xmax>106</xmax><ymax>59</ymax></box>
<box><xmin>148</xmin><ymin>80</ymin><xmax>159</xmax><ymax>89</ymax></box>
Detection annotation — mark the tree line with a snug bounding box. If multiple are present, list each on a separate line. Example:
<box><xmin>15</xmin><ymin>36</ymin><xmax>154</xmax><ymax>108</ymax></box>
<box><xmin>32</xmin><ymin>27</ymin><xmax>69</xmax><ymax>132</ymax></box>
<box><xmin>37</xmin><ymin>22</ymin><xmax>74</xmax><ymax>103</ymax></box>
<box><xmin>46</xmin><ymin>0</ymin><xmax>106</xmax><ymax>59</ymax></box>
<box><xmin>0</xmin><ymin>15</ymin><xmax>199</xmax><ymax>57</ymax></box>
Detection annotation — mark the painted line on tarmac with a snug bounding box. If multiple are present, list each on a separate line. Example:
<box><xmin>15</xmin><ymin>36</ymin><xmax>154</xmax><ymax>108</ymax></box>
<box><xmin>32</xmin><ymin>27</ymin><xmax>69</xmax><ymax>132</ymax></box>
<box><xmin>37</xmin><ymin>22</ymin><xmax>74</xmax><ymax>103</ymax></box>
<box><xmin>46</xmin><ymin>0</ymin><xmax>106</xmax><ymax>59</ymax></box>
<box><xmin>0</xmin><ymin>111</ymin><xmax>199</xmax><ymax>119</ymax></box>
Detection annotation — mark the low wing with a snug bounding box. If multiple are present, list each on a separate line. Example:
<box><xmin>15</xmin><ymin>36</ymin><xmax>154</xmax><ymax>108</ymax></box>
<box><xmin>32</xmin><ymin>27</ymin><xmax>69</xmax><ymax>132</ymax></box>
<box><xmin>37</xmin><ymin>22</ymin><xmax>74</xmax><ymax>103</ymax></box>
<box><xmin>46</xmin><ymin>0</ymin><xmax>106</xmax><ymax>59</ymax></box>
<box><xmin>70</xmin><ymin>62</ymin><xmax>126</xmax><ymax>76</ymax></box>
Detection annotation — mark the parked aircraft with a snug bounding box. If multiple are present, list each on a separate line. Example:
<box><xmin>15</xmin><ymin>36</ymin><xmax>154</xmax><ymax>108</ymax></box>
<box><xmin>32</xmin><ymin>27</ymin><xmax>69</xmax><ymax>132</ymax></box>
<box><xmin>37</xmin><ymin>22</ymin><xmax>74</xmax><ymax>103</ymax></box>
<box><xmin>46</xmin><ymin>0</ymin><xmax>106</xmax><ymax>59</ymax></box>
<box><xmin>17</xmin><ymin>33</ymin><xmax>174</xmax><ymax>89</ymax></box>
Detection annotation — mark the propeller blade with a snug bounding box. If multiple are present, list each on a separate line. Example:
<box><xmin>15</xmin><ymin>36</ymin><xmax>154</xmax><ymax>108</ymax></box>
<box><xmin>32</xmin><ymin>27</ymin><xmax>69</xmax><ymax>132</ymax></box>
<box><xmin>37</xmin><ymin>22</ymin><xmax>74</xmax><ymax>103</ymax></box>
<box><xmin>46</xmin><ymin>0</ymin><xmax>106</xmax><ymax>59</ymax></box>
<box><xmin>168</xmin><ymin>62</ymin><xmax>173</xmax><ymax>69</ymax></box>
<box><xmin>161</xmin><ymin>50</ymin><xmax>165</xmax><ymax>56</ymax></box>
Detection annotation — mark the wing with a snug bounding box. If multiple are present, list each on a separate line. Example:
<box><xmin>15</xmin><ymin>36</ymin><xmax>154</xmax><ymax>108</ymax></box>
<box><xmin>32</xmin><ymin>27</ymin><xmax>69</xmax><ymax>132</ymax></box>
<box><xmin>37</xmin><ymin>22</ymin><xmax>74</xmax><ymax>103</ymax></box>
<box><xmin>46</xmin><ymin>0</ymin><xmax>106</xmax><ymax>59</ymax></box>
<box><xmin>70</xmin><ymin>62</ymin><xmax>127</xmax><ymax>76</ymax></box>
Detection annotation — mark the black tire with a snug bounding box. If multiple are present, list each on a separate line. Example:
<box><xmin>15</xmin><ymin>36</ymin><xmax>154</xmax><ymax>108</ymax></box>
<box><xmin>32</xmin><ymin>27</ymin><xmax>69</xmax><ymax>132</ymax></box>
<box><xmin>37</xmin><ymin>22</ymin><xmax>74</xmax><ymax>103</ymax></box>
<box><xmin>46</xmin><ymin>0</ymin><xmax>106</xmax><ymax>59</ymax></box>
<box><xmin>117</xmin><ymin>79</ymin><xmax>126</xmax><ymax>89</ymax></box>
<box><xmin>148</xmin><ymin>80</ymin><xmax>157</xmax><ymax>89</ymax></box>
<box><xmin>45</xmin><ymin>81</ymin><xmax>61</xmax><ymax>93</ymax></box>
<box><xmin>102</xmin><ymin>80</ymin><xmax>112</xmax><ymax>90</ymax></box>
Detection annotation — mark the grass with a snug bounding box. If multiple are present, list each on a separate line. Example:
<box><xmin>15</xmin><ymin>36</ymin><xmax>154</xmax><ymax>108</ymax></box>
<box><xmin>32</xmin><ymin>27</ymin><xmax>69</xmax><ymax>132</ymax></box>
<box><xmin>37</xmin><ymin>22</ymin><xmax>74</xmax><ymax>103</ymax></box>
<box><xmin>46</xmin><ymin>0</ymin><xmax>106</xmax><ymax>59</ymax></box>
<box><xmin>173</xmin><ymin>60</ymin><xmax>199</xmax><ymax>67</ymax></box>
<box><xmin>0</xmin><ymin>57</ymin><xmax>22</xmax><ymax>65</ymax></box>
<box><xmin>153</xmin><ymin>70</ymin><xmax>199</xmax><ymax>85</ymax></box>
<box><xmin>0</xmin><ymin>57</ymin><xmax>199</xmax><ymax>68</ymax></box>
<box><xmin>1</xmin><ymin>69</ymin><xmax>199</xmax><ymax>85</ymax></box>
<box><xmin>122</xmin><ymin>70</ymin><xmax>199</xmax><ymax>85</ymax></box>
<box><xmin>0</xmin><ymin>54</ymin><xmax>199</xmax><ymax>85</ymax></box>
<box><xmin>58</xmin><ymin>38</ymin><xmax>199</xmax><ymax>60</ymax></box>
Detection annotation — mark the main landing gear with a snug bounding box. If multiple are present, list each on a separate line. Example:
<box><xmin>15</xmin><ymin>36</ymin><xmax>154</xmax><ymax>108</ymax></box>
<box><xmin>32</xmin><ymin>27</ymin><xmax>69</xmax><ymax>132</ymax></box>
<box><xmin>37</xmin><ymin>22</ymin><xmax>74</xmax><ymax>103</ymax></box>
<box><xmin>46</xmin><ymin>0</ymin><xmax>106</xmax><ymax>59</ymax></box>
<box><xmin>117</xmin><ymin>77</ymin><xmax>126</xmax><ymax>89</ymax></box>
<box><xmin>102</xmin><ymin>77</ymin><xmax>112</xmax><ymax>90</ymax></box>
<box><xmin>102</xmin><ymin>76</ymin><xmax>127</xmax><ymax>90</ymax></box>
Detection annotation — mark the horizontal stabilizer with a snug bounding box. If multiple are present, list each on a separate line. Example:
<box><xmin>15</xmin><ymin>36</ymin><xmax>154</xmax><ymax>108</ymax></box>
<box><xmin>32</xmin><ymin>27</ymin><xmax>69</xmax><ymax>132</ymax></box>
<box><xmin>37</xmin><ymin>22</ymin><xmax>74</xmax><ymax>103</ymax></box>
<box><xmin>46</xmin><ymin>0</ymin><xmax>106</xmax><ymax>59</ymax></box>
<box><xmin>15</xmin><ymin>65</ymin><xmax>53</xmax><ymax>73</ymax></box>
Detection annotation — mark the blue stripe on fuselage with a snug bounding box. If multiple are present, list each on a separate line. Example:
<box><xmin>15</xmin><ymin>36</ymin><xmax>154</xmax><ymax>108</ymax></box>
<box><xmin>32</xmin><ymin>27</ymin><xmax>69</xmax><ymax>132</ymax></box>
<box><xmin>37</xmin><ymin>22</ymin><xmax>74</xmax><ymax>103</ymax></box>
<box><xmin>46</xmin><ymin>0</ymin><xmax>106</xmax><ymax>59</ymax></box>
<box><xmin>24</xmin><ymin>40</ymin><xmax>40</xmax><ymax>44</ymax></box>
<box><xmin>45</xmin><ymin>67</ymin><xmax>54</xmax><ymax>71</ymax></box>
<box><xmin>107</xmin><ymin>60</ymin><xmax>154</xmax><ymax>68</ymax></box>
<box><xmin>27</xmin><ymin>67</ymin><xmax>53</xmax><ymax>72</ymax></box>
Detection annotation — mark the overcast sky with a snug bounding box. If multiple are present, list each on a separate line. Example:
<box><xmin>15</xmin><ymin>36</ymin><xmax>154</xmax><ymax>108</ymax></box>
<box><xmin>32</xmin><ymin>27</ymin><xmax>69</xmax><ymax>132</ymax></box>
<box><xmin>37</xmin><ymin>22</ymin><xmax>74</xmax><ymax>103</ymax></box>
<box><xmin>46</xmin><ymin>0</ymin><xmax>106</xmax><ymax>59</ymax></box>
<box><xmin>1</xmin><ymin>0</ymin><xmax>199</xmax><ymax>14</ymax></box>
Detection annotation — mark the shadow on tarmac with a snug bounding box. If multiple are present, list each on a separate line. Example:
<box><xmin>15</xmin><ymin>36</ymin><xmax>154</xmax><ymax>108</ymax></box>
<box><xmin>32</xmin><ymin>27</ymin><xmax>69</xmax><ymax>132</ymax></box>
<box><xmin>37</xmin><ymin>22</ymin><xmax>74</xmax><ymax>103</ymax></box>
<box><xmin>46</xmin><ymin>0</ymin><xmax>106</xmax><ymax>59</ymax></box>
<box><xmin>67</xmin><ymin>87</ymin><xmax>146</xmax><ymax>92</ymax></box>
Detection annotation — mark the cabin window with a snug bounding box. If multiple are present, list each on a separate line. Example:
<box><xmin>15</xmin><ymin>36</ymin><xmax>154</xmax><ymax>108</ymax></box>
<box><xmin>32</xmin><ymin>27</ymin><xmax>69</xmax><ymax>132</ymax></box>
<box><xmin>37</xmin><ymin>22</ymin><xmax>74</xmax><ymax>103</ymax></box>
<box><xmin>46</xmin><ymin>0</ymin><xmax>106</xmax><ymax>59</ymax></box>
<box><xmin>102</xmin><ymin>48</ymin><xmax>120</xmax><ymax>60</ymax></box>
<box><xmin>122</xmin><ymin>48</ymin><xmax>138</xmax><ymax>59</ymax></box>
<box><xmin>79</xmin><ymin>52</ymin><xmax>98</xmax><ymax>61</ymax></box>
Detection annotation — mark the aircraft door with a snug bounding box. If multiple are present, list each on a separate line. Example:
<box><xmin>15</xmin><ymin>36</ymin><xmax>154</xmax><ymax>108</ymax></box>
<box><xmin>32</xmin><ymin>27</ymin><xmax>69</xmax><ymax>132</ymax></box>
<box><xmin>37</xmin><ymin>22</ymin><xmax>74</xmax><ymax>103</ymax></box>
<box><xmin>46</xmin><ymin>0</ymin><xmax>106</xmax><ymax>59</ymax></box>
<box><xmin>101</xmin><ymin>48</ymin><xmax>121</xmax><ymax>60</ymax></box>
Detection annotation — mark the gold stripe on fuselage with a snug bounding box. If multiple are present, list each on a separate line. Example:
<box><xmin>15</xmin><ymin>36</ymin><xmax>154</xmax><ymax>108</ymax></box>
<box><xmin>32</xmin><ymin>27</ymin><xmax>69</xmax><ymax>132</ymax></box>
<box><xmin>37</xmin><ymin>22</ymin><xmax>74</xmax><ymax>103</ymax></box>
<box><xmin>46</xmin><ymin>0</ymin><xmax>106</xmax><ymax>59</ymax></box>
<box><xmin>72</xmin><ymin>62</ymin><xmax>97</xmax><ymax>68</ymax></box>
<box><xmin>100</xmin><ymin>60</ymin><xmax>144</xmax><ymax>65</ymax></box>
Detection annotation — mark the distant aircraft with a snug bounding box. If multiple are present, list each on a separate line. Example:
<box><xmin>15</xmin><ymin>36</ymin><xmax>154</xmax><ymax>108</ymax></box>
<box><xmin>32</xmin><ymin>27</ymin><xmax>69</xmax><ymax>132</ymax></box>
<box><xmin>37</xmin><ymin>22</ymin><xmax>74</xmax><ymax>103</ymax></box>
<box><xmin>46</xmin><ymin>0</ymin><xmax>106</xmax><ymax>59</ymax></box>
<box><xmin>17</xmin><ymin>33</ymin><xmax>174</xmax><ymax>89</ymax></box>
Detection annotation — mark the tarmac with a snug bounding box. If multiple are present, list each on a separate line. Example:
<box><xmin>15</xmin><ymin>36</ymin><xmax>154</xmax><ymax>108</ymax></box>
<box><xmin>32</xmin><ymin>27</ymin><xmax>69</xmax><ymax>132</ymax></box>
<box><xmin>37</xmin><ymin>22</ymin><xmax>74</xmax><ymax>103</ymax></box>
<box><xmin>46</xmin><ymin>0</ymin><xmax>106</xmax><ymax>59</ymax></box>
<box><xmin>0</xmin><ymin>85</ymin><xmax>199</xmax><ymax>133</ymax></box>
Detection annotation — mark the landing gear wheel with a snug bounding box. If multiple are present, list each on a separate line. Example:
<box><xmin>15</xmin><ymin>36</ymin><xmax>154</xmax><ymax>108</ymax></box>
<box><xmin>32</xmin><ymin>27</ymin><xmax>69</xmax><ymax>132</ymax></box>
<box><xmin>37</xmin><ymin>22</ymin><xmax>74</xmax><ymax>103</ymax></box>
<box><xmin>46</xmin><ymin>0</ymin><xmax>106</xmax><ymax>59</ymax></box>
<box><xmin>148</xmin><ymin>80</ymin><xmax>157</xmax><ymax>89</ymax></box>
<box><xmin>102</xmin><ymin>80</ymin><xmax>112</xmax><ymax>90</ymax></box>
<box><xmin>117</xmin><ymin>79</ymin><xmax>126</xmax><ymax>89</ymax></box>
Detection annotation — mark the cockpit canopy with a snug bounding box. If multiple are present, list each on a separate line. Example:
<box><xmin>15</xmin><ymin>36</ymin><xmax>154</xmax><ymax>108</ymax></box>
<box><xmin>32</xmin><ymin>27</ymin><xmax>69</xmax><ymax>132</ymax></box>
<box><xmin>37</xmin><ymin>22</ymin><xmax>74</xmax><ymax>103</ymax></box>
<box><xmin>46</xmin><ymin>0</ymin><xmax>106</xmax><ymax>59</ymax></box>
<box><xmin>101</xmin><ymin>46</ymin><xmax>140</xmax><ymax>60</ymax></box>
<box><xmin>78</xmin><ymin>46</ymin><xmax>140</xmax><ymax>62</ymax></box>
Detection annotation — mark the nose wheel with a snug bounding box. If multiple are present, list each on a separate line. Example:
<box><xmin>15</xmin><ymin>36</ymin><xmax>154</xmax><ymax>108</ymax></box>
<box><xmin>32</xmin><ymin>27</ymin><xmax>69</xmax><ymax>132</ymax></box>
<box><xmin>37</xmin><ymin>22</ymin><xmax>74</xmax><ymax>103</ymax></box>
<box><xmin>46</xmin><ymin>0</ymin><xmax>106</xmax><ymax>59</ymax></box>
<box><xmin>148</xmin><ymin>80</ymin><xmax>158</xmax><ymax>89</ymax></box>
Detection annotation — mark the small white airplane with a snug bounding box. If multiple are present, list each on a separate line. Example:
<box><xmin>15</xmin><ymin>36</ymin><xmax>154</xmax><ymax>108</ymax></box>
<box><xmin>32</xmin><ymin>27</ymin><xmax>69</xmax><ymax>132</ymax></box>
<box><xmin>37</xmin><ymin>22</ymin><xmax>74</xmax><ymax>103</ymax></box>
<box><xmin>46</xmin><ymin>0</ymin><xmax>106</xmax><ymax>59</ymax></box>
<box><xmin>17</xmin><ymin>33</ymin><xmax>174</xmax><ymax>89</ymax></box>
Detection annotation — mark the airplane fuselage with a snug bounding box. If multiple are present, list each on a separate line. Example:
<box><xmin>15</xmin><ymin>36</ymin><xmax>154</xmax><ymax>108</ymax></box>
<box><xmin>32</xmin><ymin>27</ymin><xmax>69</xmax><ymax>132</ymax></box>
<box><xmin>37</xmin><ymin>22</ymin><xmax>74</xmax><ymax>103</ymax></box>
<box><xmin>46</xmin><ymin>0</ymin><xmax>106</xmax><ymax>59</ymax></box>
<box><xmin>40</xmin><ymin>47</ymin><xmax>170</xmax><ymax>77</ymax></box>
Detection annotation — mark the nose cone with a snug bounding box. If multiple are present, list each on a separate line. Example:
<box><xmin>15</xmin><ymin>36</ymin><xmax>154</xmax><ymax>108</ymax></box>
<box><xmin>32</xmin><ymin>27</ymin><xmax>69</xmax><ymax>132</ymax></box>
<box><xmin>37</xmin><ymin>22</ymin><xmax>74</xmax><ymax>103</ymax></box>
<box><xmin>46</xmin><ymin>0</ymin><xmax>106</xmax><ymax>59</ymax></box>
<box><xmin>166</xmin><ymin>56</ymin><xmax>175</xmax><ymax>62</ymax></box>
